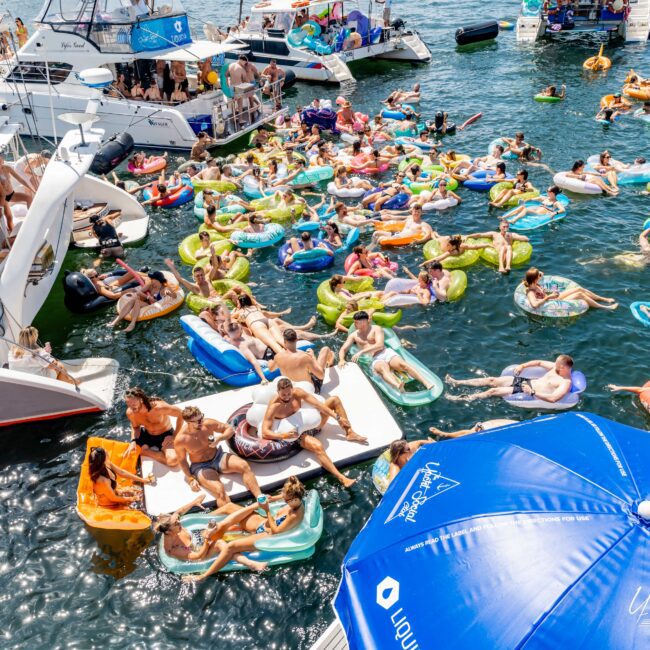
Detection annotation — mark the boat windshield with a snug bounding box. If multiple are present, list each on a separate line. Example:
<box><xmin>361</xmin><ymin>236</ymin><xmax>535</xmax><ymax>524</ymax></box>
<box><xmin>36</xmin><ymin>0</ymin><xmax>193</xmax><ymax>53</ymax></box>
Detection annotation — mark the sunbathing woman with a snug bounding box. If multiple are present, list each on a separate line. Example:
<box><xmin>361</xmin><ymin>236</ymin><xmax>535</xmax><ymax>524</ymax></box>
<box><xmin>522</xmin><ymin>267</ymin><xmax>618</xmax><ymax>311</ymax></box>
<box><xmin>489</xmin><ymin>169</ymin><xmax>535</xmax><ymax>208</ymax></box>
<box><xmin>566</xmin><ymin>160</ymin><xmax>618</xmax><ymax>195</ymax></box>
<box><xmin>347</xmin><ymin>245</ymin><xmax>396</xmax><ymax>279</ymax></box>
<box><xmin>420</xmin><ymin>233</ymin><xmax>488</xmax><ymax>266</ymax></box>
<box><xmin>232</xmin><ymin>293</ymin><xmax>291</xmax><ymax>354</ymax></box>
<box><xmin>505</xmin><ymin>185</ymin><xmax>565</xmax><ymax>225</ymax></box>
<box><xmin>183</xmin><ymin>476</ymin><xmax>308</xmax><ymax>581</ymax></box>
<box><xmin>89</xmin><ymin>446</ymin><xmax>153</xmax><ymax>507</ymax></box>
<box><xmin>332</xmin><ymin>165</ymin><xmax>373</xmax><ymax>192</ymax></box>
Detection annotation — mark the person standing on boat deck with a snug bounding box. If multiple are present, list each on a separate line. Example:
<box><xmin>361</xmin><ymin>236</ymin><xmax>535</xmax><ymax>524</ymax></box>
<box><xmin>268</xmin><ymin>329</ymin><xmax>334</xmax><ymax>395</ymax></box>
<box><xmin>174</xmin><ymin>406</ymin><xmax>262</xmax><ymax>507</ymax></box>
<box><xmin>261</xmin><ymin>60</ymin><xmax>285</xmax><ymax>110</ymax></box>
<box><xmin>171</xmin><ymin>60</ymin><xmax>188</xmax><ymax>93</ymax></box>
<box><xmin>262</xmin><ymin>378</ymin><xmax>367</xmax><ymax>488</ymax></box>
<box><xmin>14</xmin><ymin>18</ymin><xmax>28</xmax><ymax>49</ymax></box>
<box><xmin>124</xmin><ymin>387</ymin><xmax>182</xmax><ymax>467</ymax></box>
<box><xmin>227</xmin><ymin>55</ymin><xmax>250</xmax><ymax>123</ymax></box>
<box><xmin>89</xmin><ymin>214</ymin><xmax>124</xmax><ymax>260</ymax></box>
<box><xmin>0</xmin><ymin>152</ymin><xmax>36</xmax><ymax>234</ymax></box>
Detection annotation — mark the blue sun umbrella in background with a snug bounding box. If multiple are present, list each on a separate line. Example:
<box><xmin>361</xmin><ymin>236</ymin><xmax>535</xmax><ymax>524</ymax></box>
<box><xmin>334</xmin><ymin>412</ymin><xmax>650</xmax><ymax>650</ymax></box>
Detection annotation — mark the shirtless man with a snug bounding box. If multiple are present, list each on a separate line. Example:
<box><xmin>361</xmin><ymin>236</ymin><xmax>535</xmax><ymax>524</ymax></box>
<box><xmin>474</xmin><ymin>221</ymin><xmax>530</xmax><ymax>274</ymax></box>
<box><xmin>261</xmin><ymin>378</ymin><xmax>366</xmax><ymax>488</ymax></box>
<box><xmin>164</xmin><ymin>258</ymin><xmax>223</xmax><ymax>301</ymax></box>
<box><xmin>0</xmin><ymin>151</ymin><xmax>36</xmax><ymax>233</ymax></box>
<box><xmin>338</xmin><ymin>311</ymin><xmax>436</xmax><ymax>391</ymax></box>
<box><xmin>261</xmin><ymin>59</ymin><xmax>285</xmax><ymax>109</ymax></box>
<box><xmin>446</xmin><ymin>355</ymin><xmax>575</xmax><ymax>403</ymax></box>
<box><xmin>268</xmin><ymin>329</ymin><xmax>333</xmax><ymax>394</ymax></box>
<box><xmin>124</xmin><ymin>387</ymin><xmax>182</xmax><ymax>466</ymax></box>
<box><xmin>15</xmin><ymin>150</ymin><xmax>50</xmax><ymax>189</ymax></box>
<box><xmin>227</xmin><ymin>55</ymin><xmax>259</xmax><ymax>123</ymax></box>
<box><xmin>371</xmin><ymin>204</ymin><xmax>432</xmax><ymax>248</ymax></box>
<box><xmin>223</xmin><ymin>321</ymin><xmax>270</xmax><ymax>384</ymax></box>
<box><xmin>174</xmin><ymin>405</ymin><xmax>261</xmax><ymax>506</ymax></box>
<box><xmin>190</xmin><ymin>132</ymin><xmax>216</xmax><ymax>162</ymax></box>
<box><xmin>427</xmin><ymin>261</ymin><xmax>452</xmax><ymax>302</ymax></box>
<box><xmin>284</xmin><ymin>231</ymin><xmax>334</xmax><ymax>267</ymax></box>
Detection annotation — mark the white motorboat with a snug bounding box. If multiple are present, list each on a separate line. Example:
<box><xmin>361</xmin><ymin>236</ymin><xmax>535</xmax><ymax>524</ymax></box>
<box><xmin>0</xmin><ymin>1</ymin><xmax>287</xmax><ymax>149</ymax></box>
<box><xmin>211</xmin><ymin>0</ymin><xmax>431</xmax><ymax>84</ymax></box>
<box><xmin>0</xmin><ymin>70</ymin><xmax>124</xmax><ymax>428</ymax></box>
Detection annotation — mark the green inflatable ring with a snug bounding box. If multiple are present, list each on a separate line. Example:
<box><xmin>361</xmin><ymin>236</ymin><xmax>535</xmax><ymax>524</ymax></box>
<box><xmin>480</xmin><ymin>240</ymin><xmax>533</xmax><ymax>267</ymax></box>
<box><xmin>185</xmin><ymin>278</ymin><xmax>251</xmax><ymax>313</ymax></box>
<box><xmin>193</xmin><ymin>256</ymin><xmax>250</xmax><ymax>282</ymax></box>
<box><xmin>446</xmin><ymin>269</ymin><xmax>468</xmax><ymax>301</ymax></box>
<box><xmin>178</xmin><ymin>233</ymin><xmax>232</xmax><ymax>266</ymax></box>
<box><xmin>489</xmin><ymin>182</ymin><xmax>540</xmax><ymax>207</ymax></box>
<box><xmin>317</xmin><ymin>304</ymin><xmax>402</xmax><ymax>328</ymax></box>
<box><xmin>192</xmin><ymin>178</ymin><xmax>238</xmax><ymax>193</ymax></box>
<box><xmin>423</xmin><ymin>238</ymin><xmax>484</xmax><ymax>269</ymax></box>
<box><xmin>316</xmin><ymin>277</ymin><xmax>375</xmax><ymax>310</ymax></box>
<box><xmin>534</xmin><ymin>94</ymin><xmax>562</xmax><ymax>103</ymax></box>
<box><xmin>398</xmin><ymin>157</ymin><xmax>423</xmax><ymax>172</ymax></box>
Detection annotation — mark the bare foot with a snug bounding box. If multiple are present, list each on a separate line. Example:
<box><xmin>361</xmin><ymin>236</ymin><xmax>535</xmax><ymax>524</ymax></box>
<box><xmin>445</xmin><ymin>393</ymin><xmax>468</xmax><ymax>402</ymax></box>
<box><xmin>305</xmin><ymin>315</ymin><xmax>317</xmax><ymax>329</ymax></box>
<box><xmin>341</xmin><ymin>475</ymin><xmax>357</xmax><ymax>488</ymax></box>
<box><xmin>606</xmin><ymin>302</ymin><xmax>619</xmax><ymax>310</ymax></box>
<box><xmin>248</xmin><ymin>560</ymin><xmax>269</xmax><ymax>572</ymax></box>
<box><xmin>346</xmin><ymin>431</ymin><xmax>368</xmax><ymax>445</ymax></box>
<box><xmin>107</xmin><ymin>318</ymin><xmax>119</xmax><ymax>328</ymax></box>
<box><xmin>445</xmin><ymin>374</ymin><xmax>459</xmax><ymax>386</ymax></box>
<box><xmin>124</xmin><ymin>321</ymin><xmax>137</xmax><ymax>333</ymax></box>
<box><xmin>429</xmin><ymin>426</ymin><xmax>445</xmax><ymax>436</ymax></box>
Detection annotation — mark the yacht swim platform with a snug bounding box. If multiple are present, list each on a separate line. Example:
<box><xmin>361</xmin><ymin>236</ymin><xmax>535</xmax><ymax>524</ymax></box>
<box><xmin>142</xmin><ymin>363</ymin><xmax>402</xmax><ymax>515</ymax></box>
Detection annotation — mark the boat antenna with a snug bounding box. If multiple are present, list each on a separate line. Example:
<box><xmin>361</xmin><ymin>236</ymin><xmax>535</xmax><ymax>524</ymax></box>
<box><xmin>238</xmin><ymin>0</ymin><xmax>244</xmax><ymax>25</ymax></box>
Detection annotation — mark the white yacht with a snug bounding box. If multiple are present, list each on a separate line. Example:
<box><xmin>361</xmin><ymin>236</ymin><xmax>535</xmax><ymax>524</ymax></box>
<box><xmin>516</xmin><ymin>0</ymin><xmax>650</xmax><ymax>43</ymax></box>
<box><xmin>0</xmin><ymin>1</ymin><xmax>287</xmax><ymax>149</ymax></box>
<box><xmin>210</xmin><ymin>0</ymin><xmax>431</xmax><ymax>84</ymax></box>
<box><xmin>0</xmin><ymin>69</ymin><xmax>132</xmax><ymax>428</ymax></box>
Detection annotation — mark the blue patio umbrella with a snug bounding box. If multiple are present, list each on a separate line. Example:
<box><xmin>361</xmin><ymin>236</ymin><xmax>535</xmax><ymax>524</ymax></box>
<box><xmin>334</xmin><ymin>413</ymin><xmax>650</xmax><ymax>650</ymax></box>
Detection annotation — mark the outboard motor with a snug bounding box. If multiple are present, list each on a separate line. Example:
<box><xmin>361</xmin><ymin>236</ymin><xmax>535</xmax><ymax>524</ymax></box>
<box><xmin>391</xmin><ymin>19</ymin><xmax>405</xmax><ymax>31</ymax></box>
<box><xmin>90</xmin><ymin>131</ymin><xmax>135</xmax><ymax>175</ymax></box>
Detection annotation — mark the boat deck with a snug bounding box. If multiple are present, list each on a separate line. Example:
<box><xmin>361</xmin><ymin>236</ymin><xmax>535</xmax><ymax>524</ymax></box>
<box><xmin>142</xmin><ymin>363</ymin><xmax>402</xmax><ymax>515</ymax></box>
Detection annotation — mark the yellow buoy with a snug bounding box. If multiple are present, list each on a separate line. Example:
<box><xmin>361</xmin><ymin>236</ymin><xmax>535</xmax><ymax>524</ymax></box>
<box><xmin>583</xmin><ymin>44</ymin><xmax>611</xmax><ymax>71</ymax></box>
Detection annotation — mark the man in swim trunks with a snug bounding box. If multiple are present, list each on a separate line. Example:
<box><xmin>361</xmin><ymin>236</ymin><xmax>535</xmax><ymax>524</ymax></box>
<box><xmin>0</xmin><ymin>150</ymin><xmax>36</xmax><ymax>234</ymax></box>
<box><xmin>124</xmin><ymin>387</ymin><xmax>182</xmax><ymax>466</ymax></box>
<box><xmin>474</xmin><ymin>221</ymin><xmax>530</xmax><ymax>274</ymax></box>
<box><xmin>283</xmin><ymin>231</ymin><xmax>334</xmax><ymax>267</ymax></box>
<box><xmin>445</xmin><ymin>355</ymin><xmax>574</xmax><ymax>402</ymax></box>
<box><xmin>261</xmin><ymin>378</ymin><xmax>366</xmax><ymax>488</ymax></box>
<box><xmin>261</xmin><ymin>59</ymin><xmax>285</xmax><ymax>109</ymax></box>
<box><xmin>427</xmin><ymin>262</ymin><xmax>452</xmax><ymax>301</ymax></box>
<box><xmin>190</xmin><ymin>132</ymin><xmax>216</xmax><ymax>162</ymax></box>
<box><xmin>338</xmin><ymin>311</ymin><xmax>437</xmax><ymax>391</ymax></box>
<box><xmin>268</xmin><ymin>329</ymin><xmax>333</xmax><ymax>394</ymax></box>
<box><xmin>175</xmin><ymin>405</ymin><xmax>262</xmax><ymax>506</ymax></box>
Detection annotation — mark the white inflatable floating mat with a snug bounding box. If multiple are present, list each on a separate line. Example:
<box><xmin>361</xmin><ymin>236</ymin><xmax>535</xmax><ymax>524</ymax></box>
<box><xmin>142</xmin><ymin>364</ymin><xmax>402</xmax><ymax>515</ymax></box>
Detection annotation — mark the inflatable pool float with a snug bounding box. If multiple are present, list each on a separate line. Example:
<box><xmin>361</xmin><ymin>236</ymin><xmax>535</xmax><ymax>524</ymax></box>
<box><xmin>586</xmin><ymin>155</ymin><xmax>650</xmax><ymax>185</ymax></box>
<box><xmin>194</xmin><ymin>192</ymin><xmax>245</xmax><ymax>221</ymax></box>
<box><xmin>116</xmin><ymin>271</ymin><xmax>184</xmax><ymax>322</ymax></box>
<box><xmin>583</xmin><ymin>45</ymin><xmax>611</xmax><ymax>71</ymax></box>
<box><xmin>488</xmin><ymin>182</ymin><xmax>540</xmax><ymax>206</ymax></box>
<box><xmin>500</xmin><ymin>364</ymin><xmax>586</xmax><ymax>410</ymax></box>
<box><xmin>242</xmin><ymin>175</ymin><xmax>271</xmax><ymax>199</ymax></box>
<box><xmin>289</xmin><ymin>165</ymin><xmax>334</xmax><ymax>186</ymax></box>
<box><xmin>487</xmin><ymin>137</ymin><xmax>518</xmax><ymax>160</ymax></box>
<box><xmin>553</xmin><ymin>172</ymin><xmax>603</xmax><ymax>195</ymax></box>
<box><xmin>192</xmin><ymin>256</ymin><xmax>249</xmax><ymax>283</ymax></box>
<box><xmin>513</xmin><ymin>275</ymin><xmax>589</xmax><ymax>318</ymax></box>
<box><xmin>422</xmin><ymin>239</ymin><xmax>484</xmax><ymax>269</ymax></box>
<box><xmin>178</xmin><ymin>233</ymin><xmax>232</xmax><ymax>266</ymax></box>
<box><xmin>316</xmin><ymin>277</ymin><xmax>376</xmax><ymax>310</ymax></box>
<box><xmin>278</xmin><ymin>239</ymin><xmax>334</xmax><ymax>272</ymax></box>
<box><xmin>127</xmin><ymin>156</ymin><xmax>166</xmax><ymax>175</ymax></box>
<box><xmin>316</xmin><ymin>304</ymin><xmax>402</xmax><ymax>328</ymax></box>
<box><xmin>343</xmin><ymin>252</ymin><xmax>398</xmax><ymax>278</ymax></box>
<box><xmin>600</xmin><ymin>94</ymin><xmax>631</xmax><ymax>109</ymax></box>
<box><xmin>63</xmin><ymin>268</ymin><xmax>139</xmax><ymax>313</ymax></box>
<box><xmin>76</xmin><ymin>437</ymin><xmax>151</xmax><ymax>531</ymax></box>
<box><xmin>630</xmin><ymin>301</ymin><xmax>650</xmax><ymax>327</ymax></box>
<box><xmin>455</xmin><ymin>20</ymin><xmax>499</xmax><ymax>46</ymax></box>
<box><xmin>301</xmin><ymin>107</ymin><xmax>338</xmax><ymax>132</ymax></box>
<box><xmin>499</xmin><ymin>20</ymin><xmax>514</xmax><ymax>30</ymax></box>
<box><xmin>397</xmin><ymin>157</ymin><xmax>424</xmax><ymax>172</ymax></box>
<box><xmin>425</xmin><ymin>120</ymin><xmax>456</xmax><ymax>136</ymax></box>
<box><xmin>185</xmin><ymin>278</ymin><xmax>250</xmax><ymax>314</ymax></box>
<box><xmin>534</xmin><ymin>94</ymin><xmax>562</xmax><ymax>103</ymax></box>
<box><xmin>158</xmin><ymin>489</ymin><xmax>323</xmax><ymax>574</ymax></box>
<box><xmin>623</xmin><ymin>84</ymin><xmax>650</xmax><ymax>101</ymax></box>
<box><xmin>422</xmin><ymin>196</ymin><xmax>459</xmax><ymax>211</ymax></box>
<box><xmin>182</xmin><ymin>315</ymin><xmax>311</xmax><ymax>386</ymax></box>
<box><xmin>364</xmin><ymin>189</ymin><xmax>410</xmax><ymax>211</ymax></box>
<box><xmin>374</xmin><ymin>222</ymin><xmax>428</xmax><ymax>248</ymax></box>
<box><xmin>463</xmin><ymin>169</ymin><xmax>514</xmax><ymax>192</ymax></box>
<box><xmin>348</xmin><ymin>156</ymin><xmax>389</xmax><ymax>175</ymax></box>
<box><xmin>142</xmin><ymin>183</ymin><xmax>193</xmax><ymax>208</ymax></box>
<box><xmin>383</xmin><ymin>272</ymin><xmax>467</xmax><ymax>304</ymax></box>
<box><xmin>633</xmin><ymin>108</ymin><xmax>650</xmax><ymax>123</ymax></box>
<box><xmin>372</xmin><ymin>449</ymin><xmax>392</xmax><ymax>495</ymax></box>
<box><xmin>336</xmin><ymin>112</ymin><xmax>369</xmax><ymax>134</ymax></box>
<box><xmin>327</xmin><ymin>181</ymin><xmax>367</xmax><ymax>198</ymax></box>
<box><xmin>349</xmin><ymin>327</ymin><xmax>443</xmax><ymax>407</ymax></box>
<box><xmin>395</xmin><ymin>136</ymin><xmax>437</xmax><ymax>151</ymax></box>
<box><xmin>230</xmin><ymin>223</ymin><xmax>285</xmax><ymax>249</ymax></box>
<box><xmin>414</xmin><ymin>173</ymin><xmax>459</xmax><ymax>192</ymax></box>
<box><xmin>480</xmin><ymin>240</ymin><xmax>533</xmax><ymax>267</ymax></box>
<box><xmin>191</xmin><ymin>178</ymin><xmax>238</xmax><ymax>193</ymax></box>
<box><xmin>505</xmin><ymin>194</ymin><xmax>570</xmax><ymax>231</ymax></box>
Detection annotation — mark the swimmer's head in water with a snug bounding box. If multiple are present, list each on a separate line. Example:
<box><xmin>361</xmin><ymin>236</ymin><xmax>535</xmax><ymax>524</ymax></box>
<box><xmin>449</xmin><ymin>235</ymin><xmax>462</xmax><ymax>251</ymax></box>
<box><xmin>389</xmin><ymin>439</ymin><xmax>410</xmax><ymax>464</ymax></box>
<box><xmin>523</xmin><ymin>267</ymin><xmax>542</xmax><ymax>287</ymax></box>
<box><xmin>157</xmin><ymin>183</ymin><xmax>167</xmax><ymax>194</ymax></box>
<box><xmin>300</xmin><ymin>231</ymin><xmax>311</xmax><ymax>242</ymax></box>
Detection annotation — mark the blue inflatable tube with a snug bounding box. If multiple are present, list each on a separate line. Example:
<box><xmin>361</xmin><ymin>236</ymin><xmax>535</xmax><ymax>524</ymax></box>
<box><xmin>464</xmin><ymin>169</ymin><xmax>514</xmax><ymax>192</ymax></box>
<box><xmin>381</xmin><ymin>109</ymin><xmax>408</xmax><ymax>121</ymax></box>
<box><xmin>278</xmin><ymin>238</ymin><xmax>335</xmax><ymax>272</ymax></box>
<box><xmin>370</xmin><ymin>192</ymin><xmax>410</xmax><ymax>210</ymax></box>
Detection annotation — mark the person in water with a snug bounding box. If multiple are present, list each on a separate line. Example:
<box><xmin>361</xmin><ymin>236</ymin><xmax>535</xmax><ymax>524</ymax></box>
<box><xmin>124</xmin><ymin>387</ymin><xmax>182</xmax><ymax>467</ymax></box>
<box><xmin>89</xmin><ymin>446</ymin><xmax>153</xmax><ymax>507</ymax></box>
<box><xmin>489</xmin><ymin>169</ymin><xmax>535</xmax><ymax>208</ymax></box>
<box><xmin>174</xmin><ymin>405</ymin><xmax>261</xmax><ymax>507</ymax></box>
<box><xmin>339</xmin><ymin>311</ymin><xmax>436</xmax><ymax>391</ymax></box>
<box><xmin>446</xmin><ymin>355</ymin><xmax>575</xmax><ymax>403</ymax></box>
<box><xmin>8</xmin><ymin>326</ymin><xmax>78</xmax><ymax>385</ymax></box>
<box><xmin>539</xmin><ymin>84</ymin><xmax>565</xmax><ymax>99</ymax></box>
<box><xmin>386</xmin><ymin>438</ymin><xmax>435</xmax><ymax>487</ymax></box>
<box><xmin>522</xmin><ymin>267</ymin><xmax>618</xmax><ymax>311</ymax></box>
<box><xmin>429</xmin><ymin>419</ymin><xmax>517</xmax><ymax>439</ymax></box>
<box><xmin>283</xmin><ymin>231</ymin><xmax>334</xmax><ymax>267</ymax></box>
<box><xmin>182</xmin><ymin>476</ymin><xmax>308</xmax><ymax>581</ymax></box>
<box><xmin>566</xmin><ymin>160</ymin><xmax>618</xmax><ymax>195</ymax></box>
<box><xmin>606</xmin><ymin>382</ymin><xmax>650</xmax><ymax>410</ymax></box>
<box><xmin>504</xmin><ymin>185</ymin><xmax>566</xmax><ymax>225</ymax></box>
<box><xmin>473</xmin><ymin>221</ymin><xmax>531</xmax><ymax>274</ymax></box>
<box><xmin>268</xmin><ymin>329</ymin><xmax>333</xmax><ymax>395</ymax></box>
<box><xmin>261</xmin><ymin>378</ymin><xmax>366</xmax><ymax>487</ymax></box>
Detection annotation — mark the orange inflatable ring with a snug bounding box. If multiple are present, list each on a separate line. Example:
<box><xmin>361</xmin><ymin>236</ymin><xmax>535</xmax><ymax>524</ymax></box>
<box><xmin>116</xmin><ymin>271</ymin><xmax>184</xmax><ymax>321</ymax></box>
<box><xmin>76</xmin><ymin>436</ymin><xmax>152</xmax><ymax>531</ymax></box>
<box><xmin>600</xmin><ymin>94</ymin><xmax>631</xmax><ymax>109</ymax></box>
<box><xmin>623</xmin><ymin>84</ymin><xmax>650</xmax><ymax>101</ymax></box>
<box><xmin>376</xmin><ymin>221</ymin><xmax>427</xmax><ymax>248</ymax></box>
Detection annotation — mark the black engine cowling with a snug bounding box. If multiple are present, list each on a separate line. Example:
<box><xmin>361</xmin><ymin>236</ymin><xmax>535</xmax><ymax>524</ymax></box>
<box><xmin>90</xmin><ymin>132</ymin><xmax>135</xmax><ymax>175</ymax></box>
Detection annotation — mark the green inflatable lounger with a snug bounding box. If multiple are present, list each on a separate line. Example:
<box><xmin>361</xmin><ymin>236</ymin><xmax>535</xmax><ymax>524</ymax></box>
<box><xmin>158</xmin><ymin>490</ymin><xmax>323</xmax><ymax>574</ymax></box>
<box><xmin>350</xmin><ymin>327</ymin><xmax>443</xmax><ymax>407</ymax></box>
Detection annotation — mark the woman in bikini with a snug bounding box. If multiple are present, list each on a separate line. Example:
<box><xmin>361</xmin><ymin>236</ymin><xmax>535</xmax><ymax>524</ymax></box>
<box><xmin>420</xmin><ymin>233</ymin><xmax>488</xmax><ymax>266</ymax></box>
<box><xmin>183</xmin><ymin>476</ymin><xmax>307</xmax><ymax>580</ymax></box>
<box><xmin>566</xmin><ymin>160</ymin><xmax>618</xmax><ymax>196</ymax></box>
<box><xmin>505</xmin><ymin>185</ymin><xmax>565</xmax><ymax>225</ymax></box>
<box><xmin>332</xmin><ymin>166</ymin><xmax>373</xmax><ymax>192</ymax></box>
<box><xmin>522</xmin><ymin>267</ymin><xmax>618</xmax><ymax>311</ymax></box>
<box><xmin>489</xmin><ymin>169</ymin><xmax>535</xmax><ymax>208</ymax></box>
<box><xmin>232</xmin><ymin>294</ymin><xmax>289</xmax><ymax>354</ymax></box>
<box><xmin>89</xmin><ymin>446</ymin><xmax>153</xmax><ymax>507</ymax></box>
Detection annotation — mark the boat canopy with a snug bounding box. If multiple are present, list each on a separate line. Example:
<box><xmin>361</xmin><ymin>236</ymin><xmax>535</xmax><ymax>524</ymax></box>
<box><xmin>250</xmin><ymin>0</ymin><xmax>343</xmax><ymax>14</ymax></box>
<box><xmin>148</xmin><ymin>40</ymin><xmax>244</xmax><ymax>62</ymax></box>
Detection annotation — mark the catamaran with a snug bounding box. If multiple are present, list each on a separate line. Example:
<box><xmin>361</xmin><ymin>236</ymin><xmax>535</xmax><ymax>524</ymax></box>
<box><xmin>0</xmin><ymin>1</ymin><xmax>287</xmax><ymax>149</ymax></box>
<box><xmin>208</xmin><ymin>0</ymin><xmax>431</xmax><ymax>84</ymax></box>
